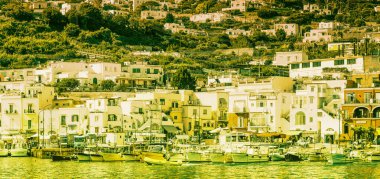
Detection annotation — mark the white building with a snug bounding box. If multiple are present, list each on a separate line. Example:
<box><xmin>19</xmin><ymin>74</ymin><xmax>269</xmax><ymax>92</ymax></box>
<box><xmin>289</xmin><ymin>56</ymin><xmax>364</xmax><ymax>79</ymax></box>
<box><xmin>289</xmin><ymin>80</ymin><xmax>346</xmax><ymax>142</ymax></box>
<box><xmin>222</xmin><ymin>0</ymin><xmax>247</xmax><ymax>12</ymax></box>
<box><xmin>190</xmin><ymin>12</ymin><xmax>230</xmax><ymax>23</ymax></box>
<box><xmin>303</xmin><ymin>29</ymin><xmax>332</xmax><ymax>43</ymax></box>
<box><xmin>273</xmin><ymin>51</ymin><xmax>308</xmax><ymax>66</ymax></box>
<box><xmin>274</xmin><ymin>24</ymin><xmax>299</xmax><ymax>36</ymax></box>
<box><xmin>140</xmin><ymin>10</ymin><xmax>168</xmax><ymax>20</ymax></box>
<box><xmin>225</xmin><ymin>29</ymin><xmax>252</xmax><ymax>38</ymax></box>
<box><xmin>60</xmin><ymin>3</ymin><xmax>80</xmax><ymax>15</ymax></box>
<box><xmin>319</xmin><ymin>22</ymin><xmax>336</xmax><ymax>30</ymax></box>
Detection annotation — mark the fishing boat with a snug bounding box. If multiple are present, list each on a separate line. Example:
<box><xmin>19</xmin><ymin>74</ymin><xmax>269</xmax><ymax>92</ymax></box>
<box><xmin>368</xmin><ymin>152</ymin><xmax>380</xmax><ymax>162</ymax></box>
<box><xmin>168</xmin><ymin>144</ymin><xmax>190</xmax><ymax>162</ymax></box>
<box><xmin>144</xmin><ymin>156</ymin><xmax>182</xmax><ymax>166</ymax></box>
<box><xmin>284</xmin><ymin>152</ymin><xmax>303</xmax><ymax>162</ymax></box>
<box><xmin>308</xmin><ymin>148</ymin><xmax>328</xmax><ymax>162</ymax></box>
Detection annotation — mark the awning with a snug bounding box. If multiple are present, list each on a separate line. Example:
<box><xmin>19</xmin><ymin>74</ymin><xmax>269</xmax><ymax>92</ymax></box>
<box><xmin>284</xmin><ymin>131</ymin><xmax>302</xmax><ymax>136</ymax></box>
<box><xmin>162</xmin><ymin>125</ymin><xmax>179</xmax><ymax>133</ymax></box>
<box><xmin>256</xmin><ymin>132</ymin><xmax>285</xmax><ymax>138</ymax></box>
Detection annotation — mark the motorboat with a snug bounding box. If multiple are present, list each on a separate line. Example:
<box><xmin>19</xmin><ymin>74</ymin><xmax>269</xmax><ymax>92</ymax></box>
<box><xmin>168</xmin><ymin>144</ymin><xmax>190</xmax><ymax>162</ymax></box>
<box><xmin>144</xmin><ymin>156</ymin><xmax>182</xmax><ymax>166</ymax></box>
<box><xmin>231</xmin><ymin>145</ymin><xmax>270</xmax><ymax>163</ymax></box>
<box><xmin>284</xmin><ymin>152</ymin><xmax>303</xmax><ymax>162</ymax></box>
<box><xmin>0</xmin><ymin>140</ymin><xmax>9</xmax><ymax>157</ymax></box>
<box><xmin>99</xmin><ymin>145</ymin><xmax>126</xmax><ymax>162</ymax></box>
<box><xmin>140</xmin><ymin>144</ymin><xmax>167</xmax><ymax>162</ymax></box>
<box><xmin>122</xmin><ymin>144</ymin><xmax>143</xmax><ymax>162</ymax></box>
<box><xmin>52</xmin><ymin>155</ymin><xmax>77</xmax><ymax>161</ymax></box>
<box><xmin>269</xmin><ymin>153</ymin><xmax>285</xmax><ymax>161</ymax></box>
<box><xmin>186</xmin><ymin>145</ymin><xmax>210</xmax><ymax>162</ymax></box>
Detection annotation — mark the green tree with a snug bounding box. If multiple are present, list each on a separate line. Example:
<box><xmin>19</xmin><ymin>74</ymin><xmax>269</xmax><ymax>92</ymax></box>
<box><xmin>64</xmin><ymin>23</ymin><xmax>81</xmax><ymax>37</ymax></box>
<box><xmin>3</xmin><ymin>3</ymin><xmax>34</xmax><ymax>21</ymax></box>
<box><xmin>165</xmin><ymin>13</ymin><xmax>175</xmax><ymax>23</ymax></box>
<box><xmin>171</xmin><ymin>68</ymin><xmax>196</xmax><ymax>90</ymax></box>
<box><xmin>66</xmin><ymin>3</ymin><xmax>103</xmax><ymax>31</ymax></box>
<box><xmin>257</xmin><ymin>9</ymin><xmax>278</xmax><ymax>19</ymax></box>
<box><xmin>43</xmin><ymin>7</ymin><xmax>67</xmax><ymax>31</ymax></box>
<box><xmin>276</xmin><ymin>29</ymin><xmax>286</xmax><ymax>41</ymax></box>
<box><xmin>55</xmin><ymin>78</ymin><xmax>80</xmax><ymax>92</ymax></box>
<box><xmin>100</xmin><ymin>79</ymin><xmax>116</xmax><ymax>91</ymax></box>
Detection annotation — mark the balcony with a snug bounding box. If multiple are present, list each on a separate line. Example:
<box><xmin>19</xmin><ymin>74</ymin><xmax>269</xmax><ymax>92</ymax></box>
<box><xmin>24</xmin><ymin>109</ymin><xmax>35</xmax><ymax>114</ymax></box>
<box><xmin>233</xmin><ymin>107</ymin><xmax>248</xmax><ymax>113</ymax></box>
<box><xmin>5</xmin><ymin>110</ymin><xmax>18</xmax><ymax>114</ymax></box>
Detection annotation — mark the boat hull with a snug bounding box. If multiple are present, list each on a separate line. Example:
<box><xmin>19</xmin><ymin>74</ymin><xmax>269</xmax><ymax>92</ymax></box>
<box><xmin>269</xmin><ymin>153</ymin><xmax>285</xmax><ymax>161</ymax></box>
<box><xmin>285</xmin><ymin>153</ymin><xmax>303</xmax><ymax>162</ymax></box>
<box><xmin>144</xmin><ymin>157</ymin><xmax>182</xmax><ymax>166</ymax></box>
<box><xmin>308</xmin><ymin>154</ymin><xmax>327</xmax><ymax>162</ymax></box>
<box><xmin>210</xmin><ymin>153</ymin><xmax>226</xmax><ymax>163</ymax></box>
<box><xmin>231</xmin><ymin>153</ymin><xmax>269</xmax><ymax>163</ymax></box>
<box><xmin>186</xmin><ymin>152</ymin><xmax>209</xmax><ymax>162</ymax></box>
<box><xmin>52</xmin><ymin>155</ymin><xmax>77</xmax><ymax>161</ymax></box>
<box><xmin>328</xmin><ymin>154</ymin><xmax>353</xmax><ymax>164</ymax></box>
<box><xmin>10</xmin><ymin>149</ymin><xmax>28</xmax><ymax>157</ymax></box>
<box><xmin>102</xmin><ymin>153</ymin><xmax>125</xmax><ymax>162</ymax></box>
<box><xmin>0</xmin><ymin>150</ymin><xmax>9</xmax><ymax>157</ymax></box>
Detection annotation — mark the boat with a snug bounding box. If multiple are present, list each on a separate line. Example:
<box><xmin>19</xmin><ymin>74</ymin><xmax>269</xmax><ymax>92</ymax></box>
<box><xmin>144</xmin><ymin>157</ymin><xmax>182</xmax><ymax>166</ymax></box>
<box><xmin>139</xmin><ymin>145</ymin><xmax>167</xmax><ymax>162</ymax></box>
<box><xmin>308</xmin><ymin>152</ymin><xmax>327</xmax><ymax>162</ymax></box>
<box><xmin>328</xmin><ymin>153</ymin><xmax>353</xmax><ymax>164</ymax></box>
<box><xmin>210</xmin><ymin>152</ymin><xmax>226</xmax><ymax>163</ymax></box>
<box><xmin>99</xmin><ymin>145</ymin><xmax>126</xmax><ymax>162</ymax></box>
<box><xmin>122</xmin><ymin>144</ymin><xmax>143</xmax><ymax>162</ymax></box>
<box><xmin>77</xmin><ymin>146</ymin><xmax>103</xmax><ymax>162</ymax></box>
<box><xmin>284</xmin><ymin>152</ymin><xmax>303</xmax><ymax>162</ymax></box>
<box><xmin>231</xmin><ymin>146</ymin><xmax>270</xmax><ymax>163</ymax></box>
<box><xmin>368</xmin><ymin>152</ymin><xmax>380</xmax><ymax>162</ymax></box>
<box><xmin>186</xmin><ymin>145</ymin><xmax>210</xmax><ymax>162</ymax></box>
<box><xmin>10</xmin><ymin>143</ymin><xmax>28</xmax><ymax>157</ymax></box>
<box><xmin>0</xmin><ymin>140</ymin><xmax>9</xmax><ymax>157</ymax></box>
<box><xmin>52</xmin><ymin>155</ymin><xmax>77</xmax><ymax>161</ymax></box>
<box><xmin>168</xmin><ymin>144</ymin><xmax>190</xmax><ymax>162</ymax></box>
<box><xmin>269</xmin><ymin>153</ymin><xmax>285</xmax><ymax>161</ymax></box>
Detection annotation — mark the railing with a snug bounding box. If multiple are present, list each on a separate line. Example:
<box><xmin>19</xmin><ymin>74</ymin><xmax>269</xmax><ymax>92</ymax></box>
<box><xmin>5</xmin><ymin>110</ymin><xmax>18</xmax><ymax>114</ymax></box>
<box><xmin>233</xmin><ymin>107</ymin><xmax>248</xmax><ymax>113</ymax></box>
<box><xmin>24</xmin><ymin>109</ymin><xmax>35</xmax><ymax>114</ymax></box>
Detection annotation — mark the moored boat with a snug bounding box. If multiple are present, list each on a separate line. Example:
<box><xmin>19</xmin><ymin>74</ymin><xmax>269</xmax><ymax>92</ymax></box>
<box><xmin>285</xmin><ymin>152</ymin><xmax>303</xmax><ymax>162</ymax></box>
<box><xmin>144</xmin><ymin>157</ymin><xmax>182</xmax><ymax>166</ymax></box>
<box><xmin>10</xmin><ymin>143</ymin><xmax>28</xmax><ymax>157</ymax></box>
<box><xmin>269</xmin><ymin>153</ymin><xmax>285</xmax><ymax>161</ymax></box>
<box><xmin>328</xmin><ymin>153</ymin><xmax>353</xmax><ymax>165</ymax></box>
<box><xmin>52</xmin><ymin>155</ymin><xmax>77</xmax><ymax>161</ymax></box>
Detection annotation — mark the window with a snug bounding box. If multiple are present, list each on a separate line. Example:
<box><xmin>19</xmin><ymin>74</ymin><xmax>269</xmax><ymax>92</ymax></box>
<box><xmin>259</xmin><ymin>102</ymin><xmax>264</xmax><ymax>107</ymax></box>
<box><xmin>146</xmin><ymin>69</ymin><xmax>151</xmax><ymax>74</ymax></box>
<box><xmin>193</xmin><ymin>109</ymin><xmax>197</xmax><ymax>115</ymax></box>
<box><xmin>72</xmin><ymin>115</ymin><xmax>79</xmax><ymax>122</ymax></box>
<box><xmin>61</xmin><ymin>116</ymin><xmax>66</xmax><ymax>125</ymax></box>
<box><xmin>251</xmin><ymin>103</ymin><xmax>254</xmax><ymax>107</ymax></box>
<box><xmin>203</xmin><ymin>109</ymin><xmax>207</xmax><ymax>115</ymax></box>
<box><xmin>347</xmin><ymin>59</ymin><xmax>356</xmax><ymax>64</ymax></box>
<box><xmin>311</xmin><ymin>86</ymin><xmax>315</xmax><ymax>92</ymax></box>
<box><xmin>108</xmin><ymin>114</ymin><xmax>117</xmax><ymax>121</ymax></box>
<box><xmin>302</xmin><ymin>62</ymin><xmax>310</xmax><ymax>68</ymax></box>
<box><xmin>172</xmin><ymin>102</ymin><xmax>178</xmax><ymax>108</ymax></box>
<box><xmin>132</xmin><ymin>68</ymin><xmax>141</xmax><ymax>73</ymax></box>
<box><xmin>174</xmin><ymin>116</ymin><xmax>177</xmax><ymax>120</ymax></box>
<box><xmin>356</xmin><ymin>78</ymin><xmax>362</xmax><ymax>86</ymax></box>
<box><xmin>160</xmin><ymin>99</ymin><xmax>165</xmax><ymax>105</ymax></box>
<box><xmin>9</xmin><ymin>104</ymin><xmax>14</xmax><ymax>113</ymax></box>
<box><xmin>312</xmin><ymin>61</ymin><xmax>321</xmax><ymax>67</ymax></box>
<box><xmin>108</xmin><ymin>99</ymin><xmax>116</xmax><ymax>106</ymax></box>
<box><xmin>364</xmin><ymin>93</ymin><xmax>372</xmax><ymax>103</ymax></box>
<box><xmin>95</xmin><ymin>116</ymin><xmax>99</xmax><ymax>122</ymax></box>
<box><xmin>154</xmin><ymin>69</ymin><xmax>159</xmax><ymax>74</ymax></box>
<box><xmin>309</xmin><ymin>117</ymin><xmax>313</xmax><ymax>123</ymax></box>
<box><xmin>28</xmin><ymin>120</ymin><xmax>32</xmax><ymax>129</ymax></box>
<box><xmin>188</xmin><ymin>122</ymin><xmax>192</xmax><ymax>131</ymax></box>
<box><xmin>291</xmin><ymin>64</ymin><xmax>300</xmax><ymax>69</ymax></box>
<box><xmin>138</xmin><ymin>108</ymin><xmax>143</xmax><ymax>114</ymax></box>
<box><xmin>295</xmin><ymin>112</ymin><xmax>306</xmax><ymax>125</ymax></box>
<box><xmin>238</xmin><ymin>117</ymin><xmax>244</xmax><ymax>128</ymax></box>
<box><xmin>334</xmin><ymin>59</ymin><xmax>344</xmax><ymax>65</ymax></box>
<box><xmin>309</xmin><ymin>96</ymin><xmax>314</xmax><ymax>104</ymax></box>
<box><xmin>346</xmin><ymin>93</ymin><xmax>356</xmax><ymax>103</ymax></box>
<box><xmin>333</xmin><ymin>104</ymin><xmax>338</xmax><ymax>109</ymax></box>
<box><xmin>27</xmin><ymin>104</ymin><xmax>33</xmax><ymax>113</ymax></box>
<box><xmin>270</xmin><ymin>103</ymin><xmax>273</xmax><ymax>107</ymax></box>
<box><xmin>95</xmin><ymin>127</ymin><xmax>99</xmax><ymax>134</ymax></box>
<box><xmin>270</xmin><ymin>116</ymin><xmax>273</xmax><ymax>123</ymax></box>
<box><xmin>317</xmin><ymin>112</ymin><xmax>322</xmax><ymax>117</ymax></box>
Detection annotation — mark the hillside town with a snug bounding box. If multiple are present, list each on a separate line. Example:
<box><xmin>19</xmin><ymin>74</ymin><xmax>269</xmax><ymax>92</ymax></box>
<box><xmin>0</xmin><ymin>0</ymin><xmax>380</xmax><ymax>172</ymax></box>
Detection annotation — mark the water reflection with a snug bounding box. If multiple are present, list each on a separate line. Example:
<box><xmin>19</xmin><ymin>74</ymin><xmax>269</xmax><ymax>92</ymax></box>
<box><xmin>0</xmin><ymin>158</ymin><xmax>379</xmax><ymax>178</ymax></box>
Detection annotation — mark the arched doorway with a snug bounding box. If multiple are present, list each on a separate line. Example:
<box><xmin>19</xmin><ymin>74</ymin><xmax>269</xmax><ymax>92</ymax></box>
<box><xmin>295</xmin><ymin>111</ymin><xmax>306</xmax><ymax>125</ymax></box>
<box><xmin>373</xmin><ymin>107</ymin><xmax>380</xmax><ymax>118</ymax></box>
<box><xmin>93</xmin><ymin>78</ymin><xmax>98</xmax><ymax>84</ymax></box>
